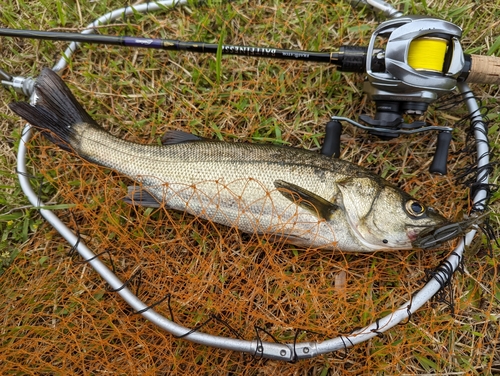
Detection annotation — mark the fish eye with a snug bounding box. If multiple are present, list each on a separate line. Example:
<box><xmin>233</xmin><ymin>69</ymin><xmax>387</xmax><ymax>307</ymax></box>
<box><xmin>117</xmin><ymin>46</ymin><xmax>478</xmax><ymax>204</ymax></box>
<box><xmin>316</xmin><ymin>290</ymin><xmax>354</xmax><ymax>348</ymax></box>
<box><xmin>405</xmin><ymin>200</ymin><xmax>426</xmax><ymax>217</ymax></box>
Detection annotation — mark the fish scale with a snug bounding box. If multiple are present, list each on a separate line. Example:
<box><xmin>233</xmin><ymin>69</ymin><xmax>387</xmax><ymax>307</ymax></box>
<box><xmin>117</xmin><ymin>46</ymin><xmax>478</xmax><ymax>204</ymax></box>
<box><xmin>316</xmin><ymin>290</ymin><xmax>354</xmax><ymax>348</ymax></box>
<box><xmin>76</xmin><ymin>126</ymin><xmax>354</xmax><ymax>248</ymax></box>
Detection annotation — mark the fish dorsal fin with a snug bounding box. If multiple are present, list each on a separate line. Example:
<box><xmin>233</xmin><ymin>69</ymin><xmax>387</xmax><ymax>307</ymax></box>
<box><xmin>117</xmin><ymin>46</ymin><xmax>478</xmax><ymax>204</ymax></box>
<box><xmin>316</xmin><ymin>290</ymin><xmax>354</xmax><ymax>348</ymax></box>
<box><xmin>161</xmin><ymin>130</ymin><xmax>206</xmax><ymax>145</ymax></box>
<box><xmin>274</xmin><ymin>179</ymin><xmax>339</xmax><ymax>220</ymax></box>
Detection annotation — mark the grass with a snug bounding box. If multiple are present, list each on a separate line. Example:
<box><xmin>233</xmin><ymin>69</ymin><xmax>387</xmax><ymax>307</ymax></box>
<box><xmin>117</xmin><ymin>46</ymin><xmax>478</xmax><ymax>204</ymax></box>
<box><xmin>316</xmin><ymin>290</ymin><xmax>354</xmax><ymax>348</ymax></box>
<box><xmin>0</xmin><ymin>0</ymin><xmax>499</xmax><ymax>374</ymax></box>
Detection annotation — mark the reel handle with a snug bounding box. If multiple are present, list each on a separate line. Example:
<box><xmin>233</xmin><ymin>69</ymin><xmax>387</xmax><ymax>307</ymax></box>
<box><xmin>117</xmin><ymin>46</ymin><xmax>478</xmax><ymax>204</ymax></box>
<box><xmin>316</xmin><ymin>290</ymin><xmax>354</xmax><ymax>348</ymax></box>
<box><xmin>321</xmin><ymin>120</ymin><xmax>343</xmax><ymax>158</ymax></box>
<box><xmin>429</xmin><ymin>131</ymin><xmax>452</xmax><ymax>175</ymax></box>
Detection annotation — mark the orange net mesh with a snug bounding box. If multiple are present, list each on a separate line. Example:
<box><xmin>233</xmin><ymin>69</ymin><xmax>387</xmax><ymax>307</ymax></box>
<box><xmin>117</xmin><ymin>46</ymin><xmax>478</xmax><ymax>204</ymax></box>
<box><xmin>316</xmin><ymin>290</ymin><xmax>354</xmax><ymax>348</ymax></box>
<box><xmin>1</xmin><ymin>1</ymin><xmax>499</xmax><ymax>374</ymax></box>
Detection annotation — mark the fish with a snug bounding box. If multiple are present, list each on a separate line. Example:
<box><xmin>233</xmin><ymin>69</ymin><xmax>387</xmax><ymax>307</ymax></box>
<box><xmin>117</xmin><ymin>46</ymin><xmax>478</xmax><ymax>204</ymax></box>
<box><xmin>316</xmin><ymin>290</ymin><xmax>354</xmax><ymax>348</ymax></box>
<box><xmin>10</xmin><ymin>68</ymin><xmax>454</xmax><ymax>252</ymax></box>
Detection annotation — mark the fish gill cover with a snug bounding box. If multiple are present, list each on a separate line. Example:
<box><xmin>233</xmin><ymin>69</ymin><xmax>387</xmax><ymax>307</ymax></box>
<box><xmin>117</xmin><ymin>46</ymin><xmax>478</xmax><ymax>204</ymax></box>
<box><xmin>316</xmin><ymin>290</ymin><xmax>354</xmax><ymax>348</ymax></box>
<box><xmin>0</xmin><ymin>1</ymin><xmax>499</xmax><ymax>375</ymax></box>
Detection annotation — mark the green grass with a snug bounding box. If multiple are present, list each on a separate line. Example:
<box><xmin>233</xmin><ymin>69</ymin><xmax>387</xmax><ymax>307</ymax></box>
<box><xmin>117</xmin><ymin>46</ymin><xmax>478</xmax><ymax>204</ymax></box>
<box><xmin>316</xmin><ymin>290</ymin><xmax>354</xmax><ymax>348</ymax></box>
<box><xmin>0</xmin><ymin>0</ymin><xmax>499</xmax><ymax>374</ymax></box>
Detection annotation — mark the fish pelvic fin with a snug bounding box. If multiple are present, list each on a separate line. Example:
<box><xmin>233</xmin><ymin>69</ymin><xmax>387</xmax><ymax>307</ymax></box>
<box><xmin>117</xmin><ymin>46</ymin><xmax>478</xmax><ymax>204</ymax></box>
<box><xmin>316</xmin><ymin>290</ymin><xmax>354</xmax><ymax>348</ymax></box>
<box><xmin>9</xmin><ymin>68</ymin><xmax>100</xmax><ymax>152</ymax></box>
<box><xmin>274</xmin><ymin>179</ymin><xmax>340</xmax><ymax>220</ymax></box>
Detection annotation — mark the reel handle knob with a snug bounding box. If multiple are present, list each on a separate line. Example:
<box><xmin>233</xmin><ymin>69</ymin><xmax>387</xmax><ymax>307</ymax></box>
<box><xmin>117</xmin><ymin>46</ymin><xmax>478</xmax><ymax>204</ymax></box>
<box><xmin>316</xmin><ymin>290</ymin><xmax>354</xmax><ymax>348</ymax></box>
<box><xmin>429</xmin><ymin>131</ymin><xmax>452</xmax><ymax>175</ymax></box>
<box><xmin>321</xmin><ymin>120</ymin><xmax>342</xmax><ymax>158</ymax></box>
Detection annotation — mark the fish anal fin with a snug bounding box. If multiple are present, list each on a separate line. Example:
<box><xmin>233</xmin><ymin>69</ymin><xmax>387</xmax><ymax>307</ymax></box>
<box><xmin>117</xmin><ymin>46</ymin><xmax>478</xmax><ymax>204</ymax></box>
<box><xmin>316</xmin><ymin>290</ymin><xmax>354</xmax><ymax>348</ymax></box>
<box><xmin>274</xmin><ymin>179</ymin><xmax>339</xmax><ymax>220</ymax></box>
<box><xmin>124</xmin><ymin>186</ymin><xmax>162</xmax><ymax>208</ymax></box>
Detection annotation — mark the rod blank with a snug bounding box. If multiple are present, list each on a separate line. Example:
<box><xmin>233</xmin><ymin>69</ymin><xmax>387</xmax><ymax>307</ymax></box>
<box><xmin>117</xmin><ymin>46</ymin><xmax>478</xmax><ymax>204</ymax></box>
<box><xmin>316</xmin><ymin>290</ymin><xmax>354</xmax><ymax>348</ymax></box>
<box><xmin>0</xmin><ymin>27</ymin><xmax>336</xmax><ymax>64</ymax></box>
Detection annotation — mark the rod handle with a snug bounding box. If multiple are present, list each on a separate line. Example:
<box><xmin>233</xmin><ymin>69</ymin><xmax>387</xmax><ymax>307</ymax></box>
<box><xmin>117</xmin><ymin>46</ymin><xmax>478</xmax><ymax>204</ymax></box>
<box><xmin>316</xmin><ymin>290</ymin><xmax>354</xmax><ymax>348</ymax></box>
<box><xmin>465</xmin><ymin>54</ymin><xmax>500</xmax><ymax>85</ymax></box>
<box><xmin>321</xmin><ymin>120</ymin><xmax>342</xmax><ymax>158</ymax></box>
<box><xmin>429</xmin><ymin>131</ymin><xmax>452</xmax><ymax>175</ymax></box>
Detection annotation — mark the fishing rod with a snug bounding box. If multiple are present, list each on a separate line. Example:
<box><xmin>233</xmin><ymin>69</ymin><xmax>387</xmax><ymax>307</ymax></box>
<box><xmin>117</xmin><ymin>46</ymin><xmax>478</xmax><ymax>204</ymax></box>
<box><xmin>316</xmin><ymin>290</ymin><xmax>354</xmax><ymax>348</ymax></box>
<box><xmin>2</xmin><ymin>17</ymin><xmax>499</xmax><ymax>175</ymax></box>
<box><xmin>1</xmin><ymin>24</ymin><xmax>499</xmax><ymax>80</ymax></box>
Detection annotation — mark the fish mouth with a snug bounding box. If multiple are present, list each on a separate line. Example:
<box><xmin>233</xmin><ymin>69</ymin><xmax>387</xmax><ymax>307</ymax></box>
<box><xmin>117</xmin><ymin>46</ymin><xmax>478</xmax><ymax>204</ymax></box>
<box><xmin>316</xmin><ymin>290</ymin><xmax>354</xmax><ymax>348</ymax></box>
<box><xmin>411</xmin><ymin>214</ymin><xmax>486</xmax><ymax>249</ymax></box>
<box><xmin>406</xmin><ymin>228</ymin><xmax>421</xmax><ymax>243</ymax></box>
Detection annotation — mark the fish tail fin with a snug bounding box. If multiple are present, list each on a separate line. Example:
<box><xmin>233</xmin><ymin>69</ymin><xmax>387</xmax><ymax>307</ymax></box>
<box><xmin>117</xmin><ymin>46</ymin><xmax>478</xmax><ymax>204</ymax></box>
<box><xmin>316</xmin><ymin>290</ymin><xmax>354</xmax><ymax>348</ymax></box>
<box><xmin>9</xmin><ymin>68</ymin><xmax>99</xmax><ymax>152</ymax></box>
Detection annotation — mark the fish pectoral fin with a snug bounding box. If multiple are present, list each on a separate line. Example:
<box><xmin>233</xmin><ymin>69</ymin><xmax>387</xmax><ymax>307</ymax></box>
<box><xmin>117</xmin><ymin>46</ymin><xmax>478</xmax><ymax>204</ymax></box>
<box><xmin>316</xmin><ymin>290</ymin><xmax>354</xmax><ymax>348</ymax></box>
<box><xmin>161</xmin><ymin>130</ymin><xmax>207</xmax><ymax>145</ymax></box>
<box><xmin>123</xmin><ymin>186</ymin><xmax>162</xmax><ymax>208</ymax></box>
<box><xmin>274</xmin><ymin>180</ymin><xmax>339</xmax><ymax>220</ymax></box>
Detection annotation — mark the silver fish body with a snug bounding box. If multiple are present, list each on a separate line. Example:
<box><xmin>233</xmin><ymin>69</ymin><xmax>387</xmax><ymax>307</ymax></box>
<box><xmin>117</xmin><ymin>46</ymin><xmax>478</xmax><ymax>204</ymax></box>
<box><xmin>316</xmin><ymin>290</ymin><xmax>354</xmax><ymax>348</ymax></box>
<box><xmin>10</xmin><ymin>68</ymin><xmax>449</xmax><ymax>252</ymax></box>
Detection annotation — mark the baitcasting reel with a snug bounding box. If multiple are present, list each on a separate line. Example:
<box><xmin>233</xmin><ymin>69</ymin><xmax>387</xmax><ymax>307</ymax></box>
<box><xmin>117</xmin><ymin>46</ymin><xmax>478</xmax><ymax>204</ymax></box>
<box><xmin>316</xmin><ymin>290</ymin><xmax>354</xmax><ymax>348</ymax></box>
<box><xmin>323</xmin><ymin>16</ymin><xmax>466</xmax><ymax>174</ymax></box>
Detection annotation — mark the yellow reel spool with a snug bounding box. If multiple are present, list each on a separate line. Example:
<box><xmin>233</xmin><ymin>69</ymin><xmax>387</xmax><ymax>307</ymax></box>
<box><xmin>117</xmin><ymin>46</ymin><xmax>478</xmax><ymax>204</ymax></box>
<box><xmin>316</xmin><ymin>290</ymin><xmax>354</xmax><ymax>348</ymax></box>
<box><xmin>407</xmin><ymin>37</ymin><xmax>448</xmax><ymax>72</ymax></box>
